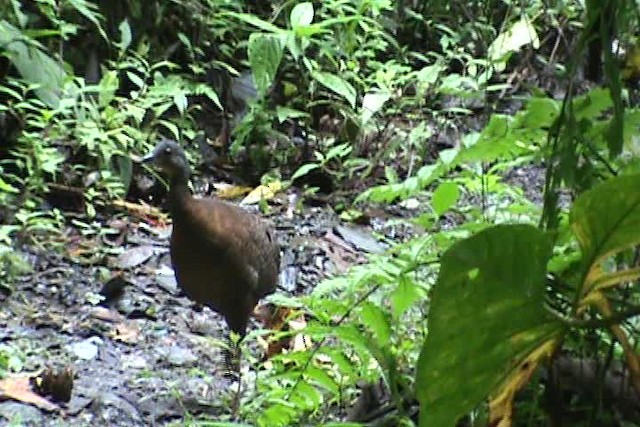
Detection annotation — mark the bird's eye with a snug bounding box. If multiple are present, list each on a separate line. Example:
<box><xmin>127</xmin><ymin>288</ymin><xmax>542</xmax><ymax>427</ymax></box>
<box><xmin>165</xmin><ymin>147</ymin><xmax>172</xmax><ymax>155</ymax></box>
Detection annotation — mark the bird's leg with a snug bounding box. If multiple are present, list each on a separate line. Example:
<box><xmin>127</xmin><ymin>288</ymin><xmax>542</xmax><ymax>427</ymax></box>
<box><xmin>223</xmin><ymin>332</ymin><xmax>243</xmax><ymax>419</ymax></box>
<box><xmin>223</xmin><ymin>333</ymin><xmax>241</xmax><ymax>379</ymax></box>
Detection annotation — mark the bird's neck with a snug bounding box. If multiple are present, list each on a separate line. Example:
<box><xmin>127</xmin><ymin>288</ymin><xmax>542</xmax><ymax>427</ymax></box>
<box><xmin>168</xmin><ymin>178</ymin><xmax>192</xmax><ymax>218</ymax></box>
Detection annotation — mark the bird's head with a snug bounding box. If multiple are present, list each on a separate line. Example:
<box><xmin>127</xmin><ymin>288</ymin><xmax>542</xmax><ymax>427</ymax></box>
<box><xmin>141</xmin><ymin>138</ymin><xmax>190</xmax><ymax>183</ymax></box>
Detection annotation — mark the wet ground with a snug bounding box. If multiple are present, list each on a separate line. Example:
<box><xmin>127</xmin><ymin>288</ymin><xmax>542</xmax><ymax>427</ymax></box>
<box><xmin>0</xmin><ymin>188</ymin><xmax>415</xmax><ymax>426</ymax></box>
<box><xmin>0</xmin><ymin>162</ymin><xmax>548</xmax><ymax>426</ymax></box>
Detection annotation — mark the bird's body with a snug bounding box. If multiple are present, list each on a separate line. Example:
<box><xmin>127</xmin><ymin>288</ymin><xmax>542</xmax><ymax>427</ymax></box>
<box><xmin>142</xmin><ymin>138</ymin><xmax>280</xmax><ymax>342</ymax></box>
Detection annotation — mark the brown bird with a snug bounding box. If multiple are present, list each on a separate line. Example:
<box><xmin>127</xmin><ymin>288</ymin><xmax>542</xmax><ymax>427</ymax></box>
<box><xmin>141</xmin><ymin>137</ymin><xmax>280</xmax><ymax>372</ymax></box>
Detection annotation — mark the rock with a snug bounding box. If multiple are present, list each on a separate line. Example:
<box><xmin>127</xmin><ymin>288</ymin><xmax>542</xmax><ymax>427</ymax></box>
<box><xmin>88</xmin><ymin>391</ymin><xmax>144</xmax><ymax>426</ymax></box>
<box><xmin>154</xmin><ymin>264</ymin><xmax>179</xmax><ymax>295</ymax></box>
<box><xmin>121</xmin><ymin>353</ymin><xmax>148</xmax><ymax>370</ymax></box>
<box><xmin>116</xmin><ymin>245</ymin><xmax>156</xmax><ymax>269</ymax></box>
<box><xmin>0</xmin><ymin>401</ymin><xmax>45</xmax><ymax>426</ymax></box>
<box><xmin>158</xmin><ymin>345</ymin><xmax>198</xmax><ymax>367</ymax></box>
<box><xmin>334</xmin><ymin>225</ymin><xmax>385</xmax><ymax>254</ymax></box>
<box><xmin>67</xmin><ymin>337</ymin><xmax>103</xmax><ymax>360</ymax></box>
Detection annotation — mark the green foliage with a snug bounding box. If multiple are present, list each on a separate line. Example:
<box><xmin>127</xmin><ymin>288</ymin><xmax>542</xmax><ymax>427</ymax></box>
<box><xmin>416</xmin><ymin>225</ymin><xmax>557</xmax><ymax>426</ymax></box>
<box><xmin>0</xmin><ymin>344</ymin><xmax>25</xmax><ymax>378</ymax></box>
<box><xmin>0</xmin><ymin>244</ymin><xmax>32</xmax><ymax>294</ymax></box>
<box><xmin>2</xmin><ymin>0</ymin><xmax>640</xmax><ymax>425</ymax></box>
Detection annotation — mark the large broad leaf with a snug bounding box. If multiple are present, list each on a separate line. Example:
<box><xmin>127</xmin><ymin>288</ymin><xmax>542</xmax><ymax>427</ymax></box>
<box><xmin>0</xmin><ymin>20</ymin><xmax>66</xmax><ymax>107</ymax></box>
<box><xmin>248</xmin><ymin>33</ymin><xmax>285</xmax><ymax>96</ymax></box>
<box><xmin>570</xmin><ymin>173</ymin><xmax>640</xmax><ymax>297</ymax></box>
<box><xmin>416</xmin><ymin>224</ymin><xmax>561</xmax><ymax>427</ymax></box>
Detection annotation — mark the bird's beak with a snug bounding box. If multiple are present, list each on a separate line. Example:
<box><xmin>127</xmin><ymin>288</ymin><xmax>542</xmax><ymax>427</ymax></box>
<box><xmin>140</xmin><ymin>152</ymin><xmax>156</xmax><ymax>164</ymax></box>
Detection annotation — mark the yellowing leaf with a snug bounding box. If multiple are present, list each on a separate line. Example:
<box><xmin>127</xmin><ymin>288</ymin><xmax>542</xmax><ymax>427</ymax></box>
<box><xmin>489</xmin><ymin>340</ymin><xmax>556</xmax><ymax>427</ymax></box>
<box><xmin>213</xmin><ymin>183</ymin><xmax>253</xmax><ymax>199</ymax></box>
<box><xmin>241</xmin><ymin>181</ymin><xmax>283</xmax><ymax>205</ymax></box>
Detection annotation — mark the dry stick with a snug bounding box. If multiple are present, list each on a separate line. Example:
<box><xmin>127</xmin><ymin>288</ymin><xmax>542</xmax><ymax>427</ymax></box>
<box><xmin>284</xmin><ymin>283</ymin><xmax>383</xmax><ymax>400</ymax></box>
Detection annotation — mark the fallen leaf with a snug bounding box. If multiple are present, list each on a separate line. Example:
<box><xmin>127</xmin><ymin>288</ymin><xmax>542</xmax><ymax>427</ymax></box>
<box><xmin>213</xmin><ymin>182</ymin><xmax>253</xmax><ymax>199</ymax></box>
<box><xmin>0</xmin><ymin>376</ymin><xmax>58</xmax><ymax>412</ymax></box>
<box><xmin>90</xmin><ymin>307</ymin><xmax>123</xmax><ymax>323</ymax></box>
<box><xmin>109</xmin><ymin>322</ymin><xmax>140</xmax><ymax>344</ymax></box>
<box><xmin>255</xmin><ymin>304</ymin><xmax>311</xmax><ymax>358</ymax></box>
<box><xmin>113</xmin><ymin>199</ymin><xmax>167</xmax><ymax>224</ymax></box>
<box><xmin>240</xmin><ymin>181</ymin><xmax>283</xmax><ymax>205</ymax></box>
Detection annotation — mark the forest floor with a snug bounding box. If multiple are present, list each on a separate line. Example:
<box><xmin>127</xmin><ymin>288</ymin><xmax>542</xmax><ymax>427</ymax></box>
<box><xmin>0</xmin><ymin>159</ymin><xmax>547</xmax><ymax>427</ymax></box>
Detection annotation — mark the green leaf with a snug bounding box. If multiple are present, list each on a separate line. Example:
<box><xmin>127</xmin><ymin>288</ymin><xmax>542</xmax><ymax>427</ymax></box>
<box><xmin>65</xmin><ymin>0</ymin><xmax>107</xmax><ymax>40</ymax></box>
<box><xmin>572</xmin><ymin>87</ymin><xmax>612</xmax><ymax>121</ymax></box>
<box><xmin>194</xmin><ymin>84</ymin><xmax>222</xmax><ymax>110</ymax></box>
<box><xmin>290</xmin><ymin>2</ymin><xmax>314</xmax><ymax>27</ymax></box>
<box><xmin>291</xmin><ymin>163</ymin><xmax>320</xmax><ymax>181</ymax></box>
<box><xmin>361</xmin><ymin>91</ymin><xmax>390</xmax><ymax>124</ymax></box>
<box><xmin>311</xmin><ymin>71</ymin><xmax>357</xmax><ymax>108</ymax></box>
<box><xmin>359</xmin><ymin>302</ymin><xmax>391</xmax><ymax>347</ymax></box>
<box><xmin>117</xmin><ymin>19</ymin><xmax>132</xmax><ymax>50</ymax></box>
<box><xmin>390</xmin><ymin>276</ymin><xmax>422</xmax><ymax>319</ymax></box>
<box><xmin>431</xmin><ymin>181</ymin><xmax>460</xmax><ymax>216</ymax></box>
<box><xmin>488</xmin><ymin>17</ymin><xmax>539</xmax><ymax>72</ymax></box>
<box><xmin>306</xmin><ymin>365</ymin><xmax>339</xmax><ymax>394</ymax></box>
<box><xmin>275</xmin><ymin>106</ymin><xmax>309</xmax><ymax>122</ymax></box>
<box><xmin>98</xmin><ymin>71</ymin><xmax>119</xmax><ymax>107</ymax></box>
<box><xmin>324</xmin><ymin>143</ymin><xmax>351</xmax><ymax>162</ymax></box>
<box><xmin>416</xmin><ymin>224</ymin><xmax>560</xmax><ymax>427</ymax></box>
<box><xmin>570</xmin><ymin>173</ymin><xmax>640</xmax><ymax>292</ymax></box>
<box><xmin>248</xmin><ymin>33</ymin><xmax>285</xmax><ymax>96</ymax></box>
<box><xmin>0</xmin><ymin>20</ymin><xmax>66</xmax><ymax>107</ymax></box>
<box><xmin>173</xmin><ymin>91</ymin><xmax>188</xmax><ymax>114</ymax></box>
<box><xmin>226</xmin><ymin>12</ymin><xmax>283</xmax><ymax>33</ymax></box>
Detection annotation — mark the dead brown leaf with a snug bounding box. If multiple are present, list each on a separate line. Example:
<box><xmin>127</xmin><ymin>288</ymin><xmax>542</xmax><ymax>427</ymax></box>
<box><xmin>113</xmin><ymin>199</ymin><xmax>168</xmax><ymax>225</ymax></box>
<box><xmin>90</xmin><ymin>306</ymin><xmax>123</xmax><ymax>323</ymax></box>
<box><xmin>0</xmin><ymin>376</ymin><xmax>58</xmax><ymax>412</ymax></box>
<box><xmin>109</xmin><ymin>322</ymin><xmax>140</xmax><ymax>344</ymax></box>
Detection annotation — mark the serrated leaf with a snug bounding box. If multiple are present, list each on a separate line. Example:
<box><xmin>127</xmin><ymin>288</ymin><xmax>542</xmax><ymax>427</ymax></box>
<box><xmin>390</xmin><ymin>276</ymin><xmax>422</xmax><ymax>319</ymax></box>
<box><xmin>126</xmin><ymin>71</ymin><xmax>145</xmax><ymax>89</ymax></box>
<box><xmin>359</xmin><ymin>302</ymin><xmax>391</xmax><ymax>347</ymax></box>
<box><xmin>416</xmin><ymin>224</ymin><xmax>561</xmax><ymax>427</ymax></box>
<box><xmin>117</xmin><ymin>19</ymin><xmax>132</xmax><ymax>50</ymax></box>
<box><xmin>431</xmin><ymin>181</ymin><xmax>460</xmax><ymax>216</ymax></box>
